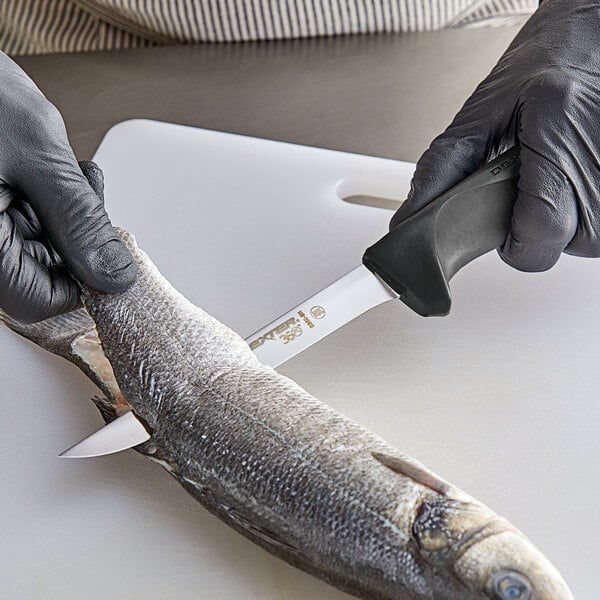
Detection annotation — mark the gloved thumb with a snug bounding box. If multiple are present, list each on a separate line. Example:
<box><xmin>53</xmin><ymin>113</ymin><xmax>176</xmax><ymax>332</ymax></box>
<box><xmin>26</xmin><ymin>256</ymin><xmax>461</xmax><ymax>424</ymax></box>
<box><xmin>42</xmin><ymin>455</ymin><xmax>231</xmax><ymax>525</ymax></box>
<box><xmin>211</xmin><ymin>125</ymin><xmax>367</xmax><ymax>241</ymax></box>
<box><xmin>391</xmin><ymin>128</ymin><xmax>493</xmax><ymax>230</ymax></box>
<box><xmin>17</xmin><ymin>153</ymin><xmax>136</xmax><ymax>293</ymax></box>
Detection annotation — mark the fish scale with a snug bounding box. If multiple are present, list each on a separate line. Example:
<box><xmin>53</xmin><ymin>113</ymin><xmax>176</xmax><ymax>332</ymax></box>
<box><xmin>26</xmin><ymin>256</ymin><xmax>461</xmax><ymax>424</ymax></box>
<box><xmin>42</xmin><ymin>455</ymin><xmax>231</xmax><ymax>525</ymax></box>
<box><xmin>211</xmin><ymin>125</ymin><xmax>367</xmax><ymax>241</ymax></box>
<box><xmin>0</xmin><ymin>229</ymin><xmax>573</xmax><ymax>600</ymax></box>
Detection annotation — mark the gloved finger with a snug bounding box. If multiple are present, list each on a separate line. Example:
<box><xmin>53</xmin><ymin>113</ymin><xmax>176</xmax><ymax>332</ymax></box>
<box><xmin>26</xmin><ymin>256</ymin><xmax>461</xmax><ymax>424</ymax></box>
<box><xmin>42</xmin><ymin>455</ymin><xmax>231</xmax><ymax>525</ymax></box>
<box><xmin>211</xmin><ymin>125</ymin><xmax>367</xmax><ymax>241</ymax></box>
<box><xmin>0</xmin><ymin>182</ymin><xmax>17</xmax><ymax>212</ymax></box>
<box><xmin>12</xmin><ymin>106</ymin><xmax>136</xmax><ymax>293</ymax></box>
<box><xmin>565</xmin><ymin>222</ymin><xmax>600</xmax><ymax>258</ymax></box>
<box><xmin>8</xmin><ymin>200</ymin><xmax>43</xmax><ymax>239</ymax></box>
<box><xmin>23</xmin><ymin>240</ymin><xmax>58</xmax><ymax>268</ymax></box>
<box><xmin>0</xmin><ymin>212</ymin><xmax>80</xmax><ymax>323</ymax></box>
<box><xmin>499</xmin><ymin>147</ymin><xmax>577</xmax><ymax>272</ymax></box>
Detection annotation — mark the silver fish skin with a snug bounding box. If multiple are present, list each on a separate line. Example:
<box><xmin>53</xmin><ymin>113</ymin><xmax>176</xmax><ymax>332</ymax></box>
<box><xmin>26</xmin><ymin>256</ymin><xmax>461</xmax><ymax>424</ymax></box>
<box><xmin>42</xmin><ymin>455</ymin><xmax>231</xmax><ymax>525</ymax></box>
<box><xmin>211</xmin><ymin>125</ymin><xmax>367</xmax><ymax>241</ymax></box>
<box><xmin>1</xmin><ymin>229</ymin><xmax>573</xmax><ymax>600</ymax></box>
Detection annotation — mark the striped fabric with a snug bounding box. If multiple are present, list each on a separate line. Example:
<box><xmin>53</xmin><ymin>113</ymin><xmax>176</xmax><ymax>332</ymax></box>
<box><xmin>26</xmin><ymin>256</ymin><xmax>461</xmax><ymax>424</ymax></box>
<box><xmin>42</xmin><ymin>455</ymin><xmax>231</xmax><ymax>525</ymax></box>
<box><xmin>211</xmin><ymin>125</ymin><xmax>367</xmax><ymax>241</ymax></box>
<box><xmin>450</xmin><ymin>0</ymin><xmax>536</xmax><ymax>27</ymax></box>
<box><xmin>0</xmin><ymin>0</ymin><xmax>537</xmax><ymax>56</ymax></box>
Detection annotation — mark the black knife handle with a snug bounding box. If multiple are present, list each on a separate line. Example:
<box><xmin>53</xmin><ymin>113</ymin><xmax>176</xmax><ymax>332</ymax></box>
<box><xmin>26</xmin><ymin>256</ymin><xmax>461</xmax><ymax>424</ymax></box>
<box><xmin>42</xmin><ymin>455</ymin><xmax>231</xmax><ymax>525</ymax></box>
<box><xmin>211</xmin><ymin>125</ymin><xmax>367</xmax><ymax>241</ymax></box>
<box><xmin>362</xmin><ymin>146</ymin><xmax>520</xmax><ymax>317</ymax></box>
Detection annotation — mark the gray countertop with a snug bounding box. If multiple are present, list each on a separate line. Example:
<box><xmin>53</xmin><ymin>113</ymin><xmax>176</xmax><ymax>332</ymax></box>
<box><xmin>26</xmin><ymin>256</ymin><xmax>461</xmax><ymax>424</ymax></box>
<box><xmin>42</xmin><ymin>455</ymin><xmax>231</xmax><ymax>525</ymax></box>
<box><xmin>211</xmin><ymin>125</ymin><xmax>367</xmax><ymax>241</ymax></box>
<box><xmin>16</xmin><ymin>27</ymin><xmax>517</xmax><ymax>161</ymax></box>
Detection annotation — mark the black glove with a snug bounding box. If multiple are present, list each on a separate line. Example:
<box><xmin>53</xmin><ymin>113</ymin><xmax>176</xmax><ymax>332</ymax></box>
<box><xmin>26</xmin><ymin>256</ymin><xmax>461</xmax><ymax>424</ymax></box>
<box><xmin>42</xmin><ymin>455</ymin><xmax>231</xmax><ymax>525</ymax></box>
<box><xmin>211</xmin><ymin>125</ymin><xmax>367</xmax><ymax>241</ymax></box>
<box><xmin>0</xmin><ymin>52</ymin><xmax>136</xmax><ymax>323</ymax></box>
<box><xmin>391</xmin><ymin>0</ymin><xmax>600</xmax><ymax>272</ymax></box>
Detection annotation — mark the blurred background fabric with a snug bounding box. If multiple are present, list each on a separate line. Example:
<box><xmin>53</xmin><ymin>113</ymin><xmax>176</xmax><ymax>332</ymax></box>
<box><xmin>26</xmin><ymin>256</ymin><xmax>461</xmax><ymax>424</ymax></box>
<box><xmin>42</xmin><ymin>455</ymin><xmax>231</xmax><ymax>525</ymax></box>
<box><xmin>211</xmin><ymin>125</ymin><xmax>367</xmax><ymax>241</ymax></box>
<box><xmin>0</xmin><ymin>0</ymin><xmax>537</xmax><ymax>56</ymax></box>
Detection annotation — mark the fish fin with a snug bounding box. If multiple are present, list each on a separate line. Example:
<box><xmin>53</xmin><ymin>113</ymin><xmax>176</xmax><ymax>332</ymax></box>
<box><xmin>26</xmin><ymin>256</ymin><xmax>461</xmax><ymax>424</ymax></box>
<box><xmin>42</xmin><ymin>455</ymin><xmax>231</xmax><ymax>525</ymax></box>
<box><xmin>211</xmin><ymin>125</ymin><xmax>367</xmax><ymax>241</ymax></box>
<box><xmin>372</xmin><ymin>452</ymin><xmax>450</xmax><ymax>496</ymax></box>
<box><xmin>223</xmin><ymin>505</ymin><xmax>300</xmax><ymax>555</ymax></box>
<box><xmin>91</xmin><ymin>394</ymin><xmax>124</xmax><ymax>422</ymax></box>
<box><xmin>0</xmin><ymin>308</ymin><xmax>96</xmax><ymax>359</ymax></box>
<box><xmin>1</xmin><ymin>308</ymin><xmax>129</xmax><ymax>417</ymax></box>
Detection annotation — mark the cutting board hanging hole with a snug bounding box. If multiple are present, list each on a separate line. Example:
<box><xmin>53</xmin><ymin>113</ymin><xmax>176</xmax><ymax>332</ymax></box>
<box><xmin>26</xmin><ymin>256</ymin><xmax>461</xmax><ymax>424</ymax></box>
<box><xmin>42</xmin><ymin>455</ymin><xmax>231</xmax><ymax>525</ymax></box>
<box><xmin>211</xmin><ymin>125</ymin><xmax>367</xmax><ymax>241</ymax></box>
<box><xmin>335</xmin><ymin>177</ymin><xmax>407</xmax><ymax>212</ymax></box>
<box><xmin>342</xmin><ymin>194</ymin><xmax>403</xmax><ymax>211</ymax></box>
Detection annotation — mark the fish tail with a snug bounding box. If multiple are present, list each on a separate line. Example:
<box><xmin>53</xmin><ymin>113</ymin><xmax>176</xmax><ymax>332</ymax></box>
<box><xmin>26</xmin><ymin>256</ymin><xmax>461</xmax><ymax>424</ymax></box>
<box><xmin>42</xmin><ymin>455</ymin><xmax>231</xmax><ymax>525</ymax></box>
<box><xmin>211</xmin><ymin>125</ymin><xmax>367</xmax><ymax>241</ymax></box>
<box><xmin>1</xmin><ymin>308</ymin><xmax>129</xmax><ymax>417</ymax></box>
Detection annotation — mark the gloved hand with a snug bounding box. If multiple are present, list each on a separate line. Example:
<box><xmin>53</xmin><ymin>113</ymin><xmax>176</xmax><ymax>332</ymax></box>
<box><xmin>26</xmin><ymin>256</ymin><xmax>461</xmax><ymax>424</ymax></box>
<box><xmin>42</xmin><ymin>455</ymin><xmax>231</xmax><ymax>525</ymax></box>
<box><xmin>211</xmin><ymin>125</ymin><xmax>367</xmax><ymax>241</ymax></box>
<box><xmin>0</xmin><ymin>52</ymin><xmax>136</xmax><ymax>323</ymax></box>
<box><xmin>391</xmin><ymin>0</ymin><xmax>600</xmax><ymax>272</ymax></box>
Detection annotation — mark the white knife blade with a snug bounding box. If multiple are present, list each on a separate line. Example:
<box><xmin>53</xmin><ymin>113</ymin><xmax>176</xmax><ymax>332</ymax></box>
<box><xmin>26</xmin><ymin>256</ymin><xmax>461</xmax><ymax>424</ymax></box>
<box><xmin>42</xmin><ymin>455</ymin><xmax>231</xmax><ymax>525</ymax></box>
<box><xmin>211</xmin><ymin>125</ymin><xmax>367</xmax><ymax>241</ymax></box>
<box><xmin>245</xmin><ymin>265</ymin><xmax>397</xmax><ymax>368</ymax></box>
<box><xmin>59</xmin><ymin>411</ymin><xmax>150</xmax><ymax>458</ymax></box>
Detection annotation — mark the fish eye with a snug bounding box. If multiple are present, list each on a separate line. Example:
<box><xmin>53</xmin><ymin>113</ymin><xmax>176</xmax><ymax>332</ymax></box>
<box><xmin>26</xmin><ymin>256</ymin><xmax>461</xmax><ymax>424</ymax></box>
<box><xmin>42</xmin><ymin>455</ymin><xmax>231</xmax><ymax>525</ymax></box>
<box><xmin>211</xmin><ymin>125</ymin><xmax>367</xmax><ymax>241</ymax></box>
<box><xmin>492</xmin><ymin>570</ymin><xmax>532</xmax><ymax>600</ymax></box>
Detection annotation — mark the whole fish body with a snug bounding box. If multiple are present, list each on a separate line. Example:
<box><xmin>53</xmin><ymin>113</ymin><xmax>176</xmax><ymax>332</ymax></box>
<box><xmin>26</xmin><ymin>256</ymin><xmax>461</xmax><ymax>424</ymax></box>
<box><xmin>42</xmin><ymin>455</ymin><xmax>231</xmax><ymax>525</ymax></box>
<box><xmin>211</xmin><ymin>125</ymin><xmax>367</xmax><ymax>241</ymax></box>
<box><xmin>1</xmin><ymin>230</ymin><xmax>573</xmax><ymax>600</ymax></box>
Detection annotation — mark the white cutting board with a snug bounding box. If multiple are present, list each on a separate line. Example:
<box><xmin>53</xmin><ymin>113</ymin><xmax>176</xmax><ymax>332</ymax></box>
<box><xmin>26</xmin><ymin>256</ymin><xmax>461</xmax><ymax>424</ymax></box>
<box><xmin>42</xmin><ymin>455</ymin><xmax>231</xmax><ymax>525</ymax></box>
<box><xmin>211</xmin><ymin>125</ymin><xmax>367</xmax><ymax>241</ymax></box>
<box><xmin>0</xmin><ymin>120</ymin><xmax>596</xmax><ymax>599</ymax></box>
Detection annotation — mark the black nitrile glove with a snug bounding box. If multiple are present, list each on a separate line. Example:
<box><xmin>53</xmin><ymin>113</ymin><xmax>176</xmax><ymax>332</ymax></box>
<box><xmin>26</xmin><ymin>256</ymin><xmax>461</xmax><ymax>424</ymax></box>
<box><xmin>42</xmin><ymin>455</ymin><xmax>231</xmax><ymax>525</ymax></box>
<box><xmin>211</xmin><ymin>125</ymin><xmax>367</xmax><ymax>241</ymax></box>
<box><xmin>391</xmin><ymin>0</ymin><xmax>600</xmax><ymax>272</ymax></box>
<box><xmin>0</xmin><ymin>52</ymin><xmax>136</xmax><ymax>323</ymax></box>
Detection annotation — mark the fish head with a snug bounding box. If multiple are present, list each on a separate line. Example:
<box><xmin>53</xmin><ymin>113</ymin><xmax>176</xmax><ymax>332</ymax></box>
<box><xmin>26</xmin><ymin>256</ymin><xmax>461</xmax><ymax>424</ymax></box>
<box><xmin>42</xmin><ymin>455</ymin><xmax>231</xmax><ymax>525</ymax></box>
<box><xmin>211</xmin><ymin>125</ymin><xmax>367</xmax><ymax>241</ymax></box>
<box><xmin>453</xmin><ymin>528</ymin><xmax>573</xmax><ymax>600</ymax></box>
<box><xmin>410</xmin><ymin>497</ymin><xmax>573</xmax><ymax>599</ymax></box>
